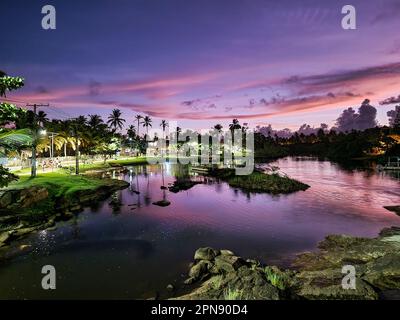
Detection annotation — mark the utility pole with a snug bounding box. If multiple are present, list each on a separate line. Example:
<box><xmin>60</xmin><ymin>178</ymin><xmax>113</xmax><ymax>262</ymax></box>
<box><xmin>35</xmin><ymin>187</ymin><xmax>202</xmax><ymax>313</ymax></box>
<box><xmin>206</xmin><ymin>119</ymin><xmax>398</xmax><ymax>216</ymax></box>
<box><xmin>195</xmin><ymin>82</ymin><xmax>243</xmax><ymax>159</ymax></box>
<box><xmin>26</xmin><ymin>103</ymin><xmax>49</xmax><ymax>177</ymax></box>
<box><xmin>75</xmin><ymin>131</ymin><xmax>79</xmax><ymax>175</ymax></box>
<box><xmin>70</xmin><ymin>121</ymin><xmax>80</xmax><ymax>175</ymax></box>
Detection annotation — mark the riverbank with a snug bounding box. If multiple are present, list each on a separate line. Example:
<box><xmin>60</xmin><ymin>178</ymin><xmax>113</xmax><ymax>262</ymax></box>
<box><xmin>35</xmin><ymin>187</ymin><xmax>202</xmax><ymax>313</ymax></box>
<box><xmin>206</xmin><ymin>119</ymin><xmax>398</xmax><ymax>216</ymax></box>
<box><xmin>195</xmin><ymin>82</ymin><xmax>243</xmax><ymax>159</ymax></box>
<box><xmin>207</xmin><ymin>168</ymin><xmax>310</xmax><ymax>194</ymax></box>
<box><xmin>175</xmin><ymin>226</ymin><xmax>400</xmax><ymax>300</ymax></box>
<box><xmin>0</xmin><ymin>173</ymin><xmax>129</xmax><ymax>251</ymax></box>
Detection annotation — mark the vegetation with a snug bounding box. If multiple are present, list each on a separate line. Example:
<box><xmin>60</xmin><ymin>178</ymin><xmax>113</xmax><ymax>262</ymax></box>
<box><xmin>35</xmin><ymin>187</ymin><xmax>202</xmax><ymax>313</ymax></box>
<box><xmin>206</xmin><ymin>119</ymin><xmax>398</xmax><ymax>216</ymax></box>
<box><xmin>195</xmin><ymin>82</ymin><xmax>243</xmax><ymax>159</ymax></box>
<box><xmin>9</xmin><ymin>173</ymin><xmax>104</xmax><ymax>198</ymax></box>
<box><xmin>0</xmin><ymin>166</ymin><xmax>18</xmax><ymax>188</ymax></box>
<box><xmin>209</xmin><ymin>168</ymin><xmax>309</xmax><ymax>194</ymax></box>
<box><xmin>223</xmin><ymin>287</ymin><xmax>243</xmax><ymax>300</ymax></box>
<box><xmin>264</xmin><ymin>267</ymin><xmax>286</xmax><ymax>290</ymax></box>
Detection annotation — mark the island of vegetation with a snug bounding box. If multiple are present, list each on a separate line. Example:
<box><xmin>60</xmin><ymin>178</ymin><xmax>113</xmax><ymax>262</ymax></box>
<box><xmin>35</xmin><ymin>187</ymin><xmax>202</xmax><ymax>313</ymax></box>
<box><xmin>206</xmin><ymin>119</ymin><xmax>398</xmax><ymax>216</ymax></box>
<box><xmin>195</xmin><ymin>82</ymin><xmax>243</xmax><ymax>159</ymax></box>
<box><xmin>207</xmin><ymin>168</ymin><xmax>310</xmax><ymax>194</ymax></box>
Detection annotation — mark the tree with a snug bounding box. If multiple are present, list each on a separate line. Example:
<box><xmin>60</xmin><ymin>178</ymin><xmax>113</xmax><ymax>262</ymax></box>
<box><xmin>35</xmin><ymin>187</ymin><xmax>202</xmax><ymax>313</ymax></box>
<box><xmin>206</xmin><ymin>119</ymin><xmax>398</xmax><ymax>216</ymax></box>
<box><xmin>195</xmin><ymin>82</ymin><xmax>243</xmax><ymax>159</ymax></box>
<box><xmin>135</xmin><ymin>115</ymin><xmax>143</xmax><ymax>137</ymax></box>
<box><xmin>142</xmin><ymin>116</ymin><xmax>152</xmax><ymax>139</ymax></box>
<box><xmin>0</xmin><ymin>103</ymin><xmax>26</xmax><ymax>127</ymax></box>
<box><xmin>0</xmin><ymin>129</ymin><xmax>32</xmax><ymax>187</ymax></box>
<box><xmin>387</xmin><ymin>105</ymin><xmax>400</xmax><ymax>129</ymax></box>
<box><xmin>0</xmin><ymin>73</ymin><xmax>24</xmax><ymax>97</ymax></box>
<box><xmin>88</xmin><ymin>114</ymin><xmax>104</xmax><ymax>130</ymax></box>
<box><xmin>127</xmin><ymin>125</ymin><xmax>136</xmax><ymax>139</ymax></box>
<box><xmin>160</xmin><ymin>120</ymin><xmax>168</xmax><ymax>139</ymax></box>
<box><xmin>214</xmin><ymin>124</ymin><xmax>223</xmax><ymax>132</ymax></box>
<box><xmin>107</xmin><ymin>109</ymin><xmax>125</xmax><ymax>131</ymax></box>
<box><xmin>37</xmin><ymin>110</ymin><xmax>48</xmax><ymax>127</ymax></box>
<box><xmin>229</xmin><ymin>119</ymin><xmax>241</xmax><ymax>132</ymax></box>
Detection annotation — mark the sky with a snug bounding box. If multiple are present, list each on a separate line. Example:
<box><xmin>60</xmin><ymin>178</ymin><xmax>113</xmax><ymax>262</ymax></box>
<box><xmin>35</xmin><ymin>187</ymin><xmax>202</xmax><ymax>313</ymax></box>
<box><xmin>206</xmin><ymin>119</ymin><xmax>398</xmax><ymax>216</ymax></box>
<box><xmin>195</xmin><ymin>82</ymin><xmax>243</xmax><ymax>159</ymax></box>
<box><xmin>1</xmin><ymin>0</ymin><xmax>400</xmax><ymax>131</ymax></box>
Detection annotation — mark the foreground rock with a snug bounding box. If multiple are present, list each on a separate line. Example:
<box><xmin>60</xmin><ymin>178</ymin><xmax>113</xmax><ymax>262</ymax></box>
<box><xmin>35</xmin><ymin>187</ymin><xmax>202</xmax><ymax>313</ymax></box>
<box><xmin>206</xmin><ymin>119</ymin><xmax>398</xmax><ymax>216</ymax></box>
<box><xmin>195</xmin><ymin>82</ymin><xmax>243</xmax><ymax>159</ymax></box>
<box><xmin>175</xmin><ymin>247</ymin><xmax>281</xmax><ymax>300</ymax></box>
<box><xmin>174</xmin><ymin>227</ymin><xmax>400</xmax><ymax>300</ymax></box>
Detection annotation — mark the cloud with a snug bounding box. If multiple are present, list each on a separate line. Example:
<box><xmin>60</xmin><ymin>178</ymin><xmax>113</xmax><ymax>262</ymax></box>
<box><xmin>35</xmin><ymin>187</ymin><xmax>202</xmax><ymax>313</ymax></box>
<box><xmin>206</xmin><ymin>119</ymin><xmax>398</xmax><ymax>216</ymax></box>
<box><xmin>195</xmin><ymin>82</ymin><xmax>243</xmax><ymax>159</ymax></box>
<box><xmin>387</xmin><ymin>106</ymin><xmax>400</xmax><ymax>127</ymax></box>
<box><xmin>284</xmin><ymin>62</ymin><xmax>400</xmax><ymax>93</ymax></box>
<box><xmin>335</xmin><ymin>99</ymin><xmax>377</xmax><ymax>132</ymax></box>
<box><xmin>372</xmin><ymin>2</ymin><xmax>400</xmax><ymax>24</ymax></box>
<box><xmin>379</xmin><ymin>95</ymin><xmax>400</xmax><ymax>105</ymax></box>
<box><xmin>88</xmin><ymin>80</ymin><xmax>101</xmax><ymax>96</ymax></box>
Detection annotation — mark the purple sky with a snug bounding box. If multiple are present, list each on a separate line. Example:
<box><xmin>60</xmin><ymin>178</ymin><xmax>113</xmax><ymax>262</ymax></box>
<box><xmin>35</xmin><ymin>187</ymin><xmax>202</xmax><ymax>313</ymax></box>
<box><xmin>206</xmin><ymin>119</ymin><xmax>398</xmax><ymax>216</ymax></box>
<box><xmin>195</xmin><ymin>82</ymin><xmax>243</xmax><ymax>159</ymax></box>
<box><xmin>1</xmin><ymin>0</ymin><xmax>400</xmax><ymax>131</ymax></box>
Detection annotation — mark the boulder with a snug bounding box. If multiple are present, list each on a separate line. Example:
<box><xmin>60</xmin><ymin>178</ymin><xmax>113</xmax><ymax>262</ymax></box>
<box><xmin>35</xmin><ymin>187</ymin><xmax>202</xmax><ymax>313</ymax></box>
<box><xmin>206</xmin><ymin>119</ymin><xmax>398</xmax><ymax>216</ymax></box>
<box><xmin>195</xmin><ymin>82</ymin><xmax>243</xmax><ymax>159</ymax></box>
<box><xmin>194</xmin><ymin>247</ymin><xmax>219</xmax><ymax>261</ymax></box>
<box><xmin>361</xmin><ymin>253</ymin><xmax>400</xmax><ymax>290</ymax></box>
<box><xmin>0</xmin><ymin>231</ymin><xmax>12</xmax><ymax>247</ymax></box>
<box><xmin>189</xmin><ymin>260</ymin><xmax>213</xmax><ymax>280</ymax></box>
<box><xmin>213</xmin><ymin>255</ymin><xmax>245</xmax><ymax>273</ymax></box>
<box><xmin>220</xmin><ymin>249</ymin><xmax>235</xmax><ymax>256</ymax></box>
<box><xmin>293</xmin><ymin>269</ymin><xmax>378</xmax><ymax>300</ymax></box>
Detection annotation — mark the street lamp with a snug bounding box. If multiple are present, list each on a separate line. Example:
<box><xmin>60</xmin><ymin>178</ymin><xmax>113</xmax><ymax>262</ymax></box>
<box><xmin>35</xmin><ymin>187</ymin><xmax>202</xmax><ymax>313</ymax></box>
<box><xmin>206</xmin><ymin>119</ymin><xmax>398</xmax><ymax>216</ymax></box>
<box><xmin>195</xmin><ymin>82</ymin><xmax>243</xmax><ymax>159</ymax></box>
<box><xmin>40</xmin><ymin>129</ymin><xmax>58</xmax><ymax>160</ymax></box>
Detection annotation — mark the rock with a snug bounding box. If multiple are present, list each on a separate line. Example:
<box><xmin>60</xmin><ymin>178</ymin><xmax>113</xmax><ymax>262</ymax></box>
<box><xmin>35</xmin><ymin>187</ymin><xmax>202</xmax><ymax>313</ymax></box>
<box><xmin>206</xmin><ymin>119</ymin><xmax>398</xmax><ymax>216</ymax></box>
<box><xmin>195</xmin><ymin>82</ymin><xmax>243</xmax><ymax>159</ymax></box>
<box><xmin>361</xmin><ymin>253</ymin><xmax>400</xmax><ymax>290</ymax></box>
<box><xmin>19</xmin><ymin>244</ymin><xmax>31</xmax><ymax>251</ymax></box>
<box><xmin>194</xmin><ymin>247</ymin><xmax>219</xmax><ymax>261</ymax></box>
<box><xmin>220</xmin><ymin>249</ymin><xmax>235</xmax><ymax>256</ymax></box>
<box><xmin>152</xmin><ymin>200</ymin><xmax>171</xmax><ymax>207</ymax></box>
<box><xmin>293</xmin><ymin>269</ymin><xmax>378</xmax><ymax>300</ymax></box>
<box><xmin>0</xmin><ymin>187</ymin><xmax>48</xmax><ymax>212</ymax></box>
<box><xmin>168</xmin><ymin>180</ymin><xmax>202</xmax><ymax>193</ymax></box>
<box><xmin>175</xmin><ymin>267</ymin><xmax>280</xmax><ymax>300</ymax></box>
<box><xmin>184</xmin><ymin>277</ymin><xmax>196</xmax><ymax>285</ymax></box>
<box><xmin>13</xmin><ymin>226</ymin><xmax>38</xmax><ymax>237</ymax></box>
<box><xmin>0</xmin><ymin>231</ymin><xmax>12</xmax><ymax>247</ymax></box>
<box><xmin>189</xmin><ymin>260</ymin><xmax>212</xmax><ymax>281</ymax></box>
<box><xmin>379</xmin><ymin>226</ymin><xmax>400</xmax><ymax>238</ymax></box>
<box><xmin>166</xmin><ymin>284</ymin><xmax>175</xmax><ymax>291</ymax></box>
<box><xmin>213</xmin><ymin>255</ymin><xmax>245</xmax><ymax>273</ymax></box>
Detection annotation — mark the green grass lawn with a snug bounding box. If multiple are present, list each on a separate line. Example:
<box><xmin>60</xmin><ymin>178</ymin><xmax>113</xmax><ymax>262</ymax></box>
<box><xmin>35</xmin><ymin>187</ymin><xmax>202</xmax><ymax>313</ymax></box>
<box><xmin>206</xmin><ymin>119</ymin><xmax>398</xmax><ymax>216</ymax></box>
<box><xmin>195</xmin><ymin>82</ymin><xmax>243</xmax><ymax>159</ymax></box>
<box><xmin>8</xmin><ymin>173</ymin><xmax>104</xmax><ymax>198</ymax></box>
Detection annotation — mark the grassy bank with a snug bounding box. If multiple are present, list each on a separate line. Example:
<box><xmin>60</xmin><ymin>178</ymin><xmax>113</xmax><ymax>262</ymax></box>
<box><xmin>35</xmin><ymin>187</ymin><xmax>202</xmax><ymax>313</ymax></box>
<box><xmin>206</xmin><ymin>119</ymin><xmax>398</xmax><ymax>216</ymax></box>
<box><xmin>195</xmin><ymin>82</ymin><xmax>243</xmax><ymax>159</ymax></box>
<box><xmin>11</xmin><ymin>156</ymin><xmax>149</xmax><ymax>175</ymax></box>
<box><xmin>0</xmin><ymin>172</ymin><xmax>129</xmax><ymax>247</ymax></box>
<box><xmin>209</xmin><ymin>168</ymin><xmax>310</xmax><ymax>194</ymax></box>
<box><xmin>8</xmin><ymin>173</ymin><xmax>106</xmax><ymax>198</ymax></box>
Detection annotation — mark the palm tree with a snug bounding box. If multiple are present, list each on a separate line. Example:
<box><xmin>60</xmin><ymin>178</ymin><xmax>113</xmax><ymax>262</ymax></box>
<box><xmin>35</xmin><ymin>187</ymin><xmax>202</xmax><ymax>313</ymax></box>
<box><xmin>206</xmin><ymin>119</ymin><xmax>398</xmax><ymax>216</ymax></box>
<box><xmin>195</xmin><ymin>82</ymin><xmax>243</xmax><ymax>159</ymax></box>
<box><xmin>88</xmin><ymin>114</ymin><xmax>103</xmax><ymax>130</ymax></box>
<box><xmin>142</xmin><ymin>116</ymin><xmax>152</xmax><ymax>140</ymax></box>
<box><xmin>160</xmin><ymin>120</ymin><xmax>168</xmax><ymax>139</ymax></box>
<box><xmin>229</xmin><ymin>119</ymin><xmax>241</xmax><ymax>132</ymax></box>
<box><xmin>214</xmin><ymin>124</ymin><xmax>223</xmax><ymax>132</ymax></box>
<box><xmin>37</xmin><ymin>110</ymin><xmax>48</xmax><ymax>127</ymax></box>
<box><xmin>135</xmin><ymin>115</ymin><xmax>143</xmax><ymax>137</ymax></box>
<box><xmin>107</xmin><ymin>109</ymin><xmax>125</xmax><ymax>131</ymax></box>
<box><xmin>127</xmin><ymin>125</ymin><xmax>136</xmax><ymax>139</ymax></box>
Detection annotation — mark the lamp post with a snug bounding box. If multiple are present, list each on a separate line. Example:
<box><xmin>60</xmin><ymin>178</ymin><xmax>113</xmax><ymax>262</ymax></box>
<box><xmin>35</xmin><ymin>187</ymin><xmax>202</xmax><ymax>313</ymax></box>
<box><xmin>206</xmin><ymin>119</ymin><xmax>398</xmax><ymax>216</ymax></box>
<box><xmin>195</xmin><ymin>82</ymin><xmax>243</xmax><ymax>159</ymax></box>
<box><xmin>40</xmin><ymin>129</ymin><xmax>58</xmax><ymax>161</ymax></box>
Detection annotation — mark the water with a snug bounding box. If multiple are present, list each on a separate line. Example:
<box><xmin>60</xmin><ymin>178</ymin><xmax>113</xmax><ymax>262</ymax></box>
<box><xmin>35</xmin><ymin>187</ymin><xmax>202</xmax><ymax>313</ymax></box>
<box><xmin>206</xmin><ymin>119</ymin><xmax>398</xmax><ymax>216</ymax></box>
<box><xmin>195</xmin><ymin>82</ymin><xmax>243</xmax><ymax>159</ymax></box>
<box><xmin>0</xmin><ymin>157</ymin><xmax>399</xmax><ymax>299</ymax></box>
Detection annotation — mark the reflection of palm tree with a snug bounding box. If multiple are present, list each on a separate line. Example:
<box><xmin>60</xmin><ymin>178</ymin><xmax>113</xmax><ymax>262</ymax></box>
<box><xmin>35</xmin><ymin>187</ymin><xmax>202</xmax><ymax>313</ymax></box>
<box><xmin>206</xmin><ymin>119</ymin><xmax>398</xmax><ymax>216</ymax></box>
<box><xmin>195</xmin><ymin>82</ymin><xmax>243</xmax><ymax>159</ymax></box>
<box><xmin>161</xmin><ymin>164</ymin><xmax>168</xmax><ymax>202</ymax></box>
<box><xmin>160</xmin><ymin>120</ymin><xmax>168</xmax><ymax>139</ymax></box>
<box><xmin>136</xmin><ymin>166</ymin><xmax>141</xmax><ymax>208</ymax></box>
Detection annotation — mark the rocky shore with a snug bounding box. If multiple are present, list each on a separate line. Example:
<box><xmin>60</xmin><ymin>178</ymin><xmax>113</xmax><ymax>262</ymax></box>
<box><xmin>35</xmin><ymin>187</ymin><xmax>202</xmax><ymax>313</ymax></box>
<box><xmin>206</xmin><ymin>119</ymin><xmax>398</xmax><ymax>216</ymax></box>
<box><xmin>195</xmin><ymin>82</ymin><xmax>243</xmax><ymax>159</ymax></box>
<box><xmin>174</xmin><ymin>227</ymin><xmax>400</xmax><ymax>300</ymax></box>
<box><xmin>0</xmin><ymin>178</ymin><xmax>129</xmax><ymax>251</ymax></box>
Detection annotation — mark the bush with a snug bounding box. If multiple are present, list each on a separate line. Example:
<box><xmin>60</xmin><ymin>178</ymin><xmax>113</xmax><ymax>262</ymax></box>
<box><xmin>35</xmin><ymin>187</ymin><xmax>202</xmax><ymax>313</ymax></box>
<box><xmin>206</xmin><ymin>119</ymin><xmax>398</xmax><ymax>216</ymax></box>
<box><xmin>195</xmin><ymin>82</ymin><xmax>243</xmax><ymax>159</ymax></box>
<box><xmin>0</xmin><ymin>165</ymin><xmax>18</xmax><ymax>188</ymax></box>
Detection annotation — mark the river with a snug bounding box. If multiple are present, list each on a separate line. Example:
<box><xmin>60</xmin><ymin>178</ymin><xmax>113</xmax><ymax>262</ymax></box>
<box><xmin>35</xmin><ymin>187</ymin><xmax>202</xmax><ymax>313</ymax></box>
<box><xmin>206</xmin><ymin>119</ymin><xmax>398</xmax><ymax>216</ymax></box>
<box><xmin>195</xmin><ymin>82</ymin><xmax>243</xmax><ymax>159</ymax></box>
<box><xmin>0</xmin><ymin>157</ymin><xmax>399</xmax><ymax>299</ymax></box>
